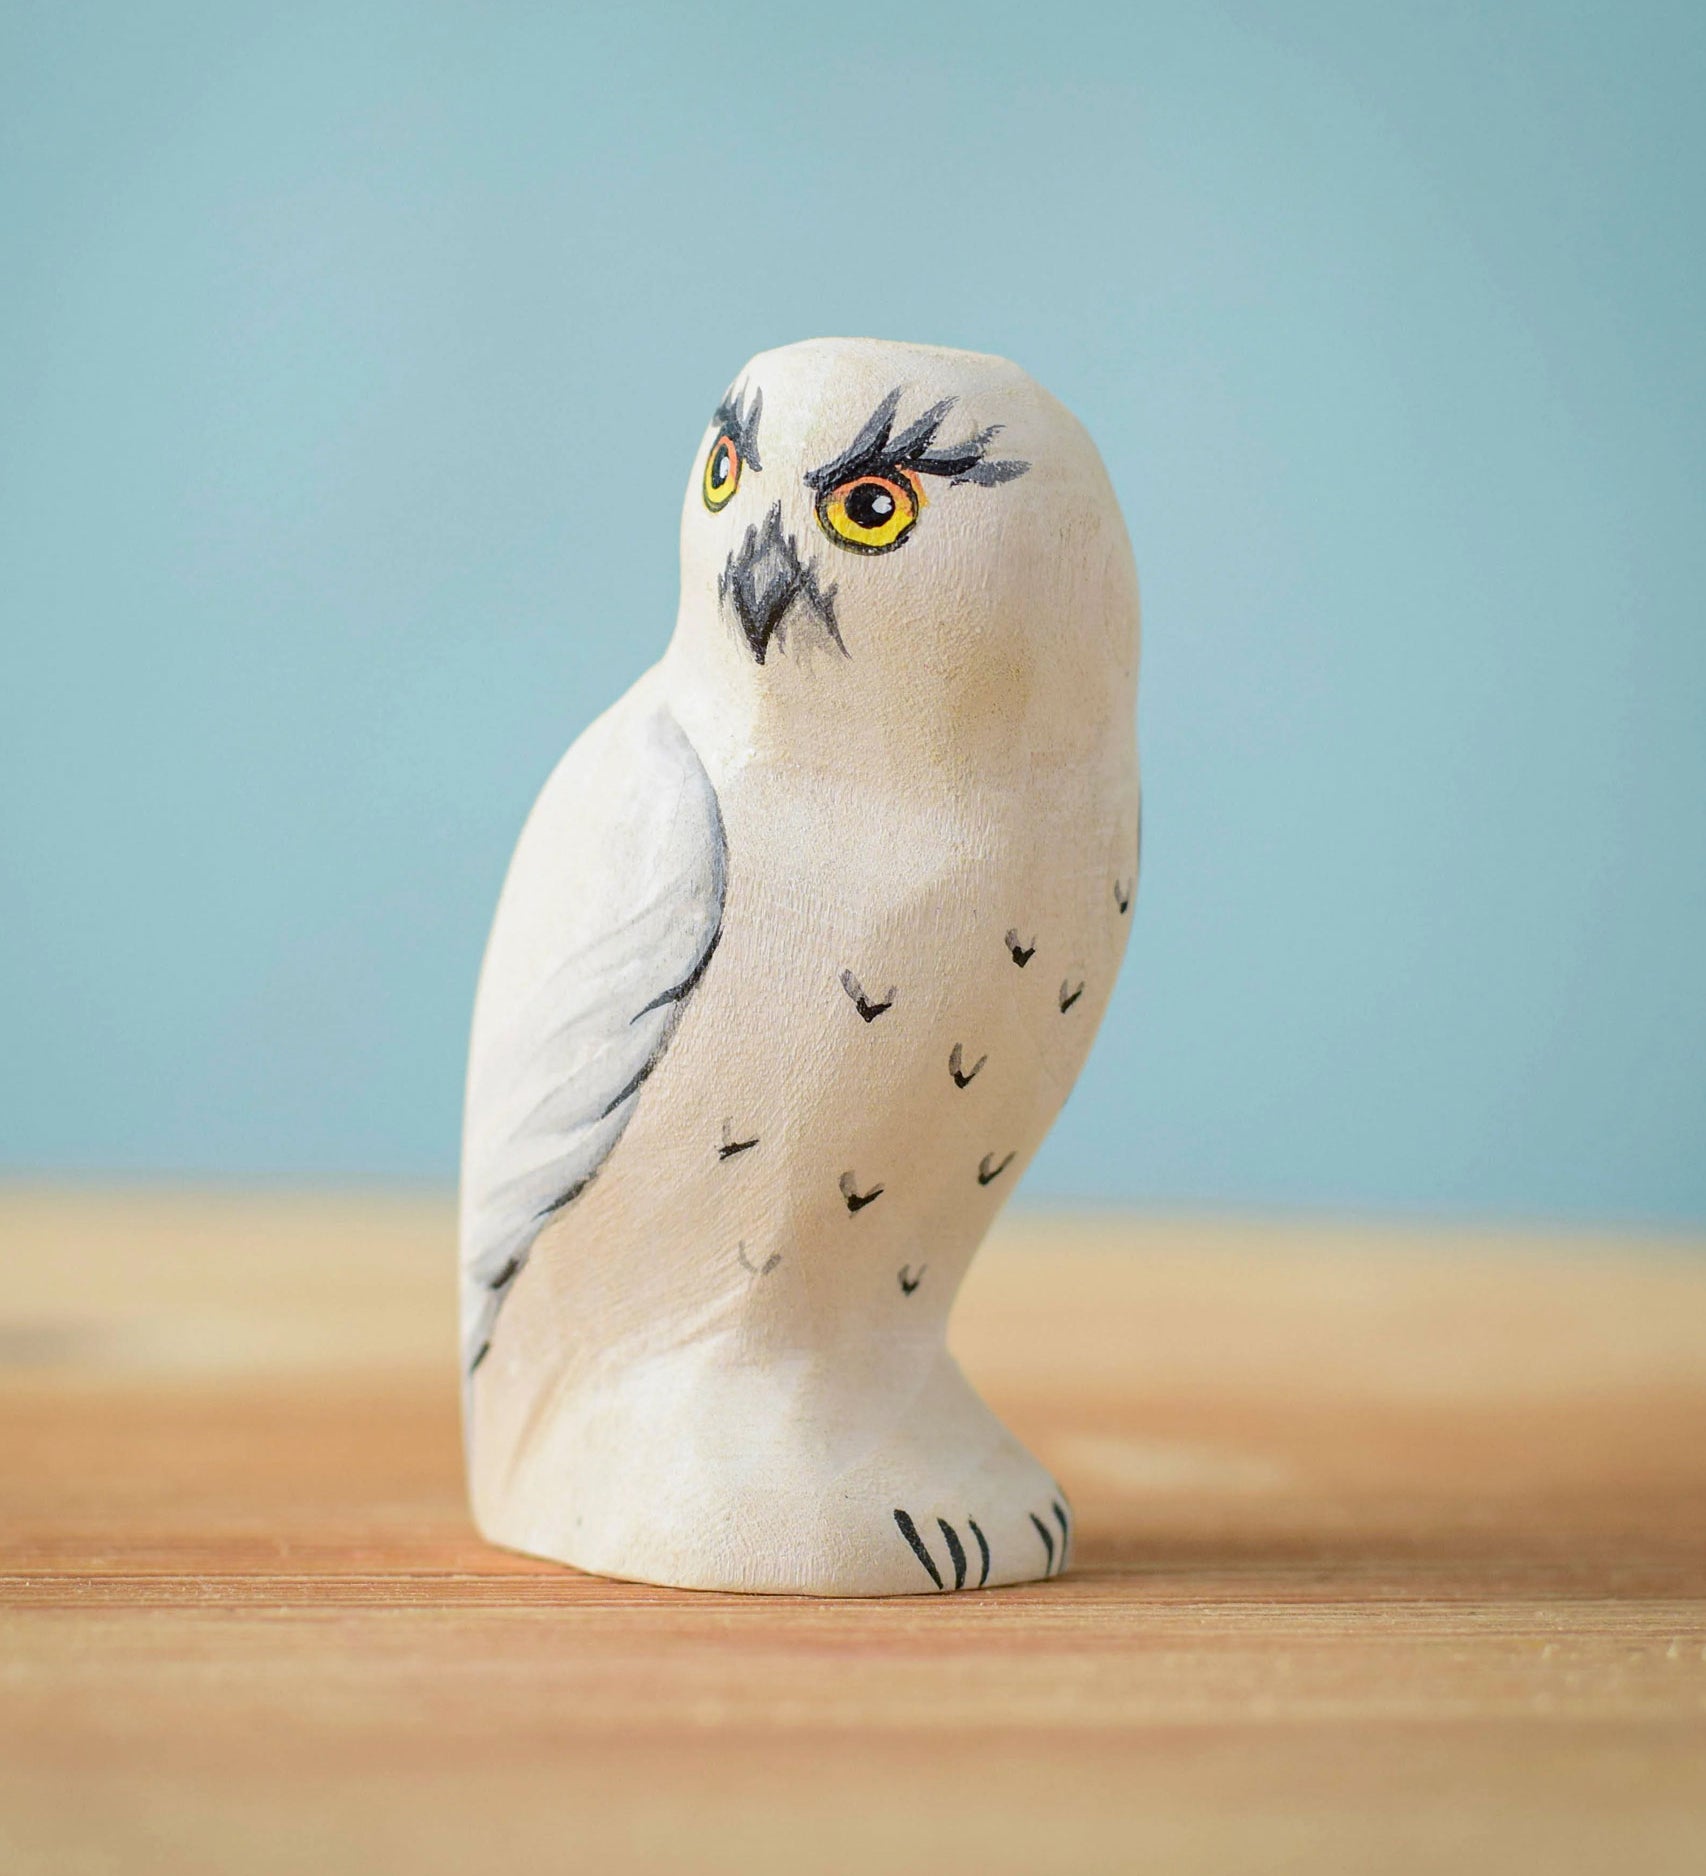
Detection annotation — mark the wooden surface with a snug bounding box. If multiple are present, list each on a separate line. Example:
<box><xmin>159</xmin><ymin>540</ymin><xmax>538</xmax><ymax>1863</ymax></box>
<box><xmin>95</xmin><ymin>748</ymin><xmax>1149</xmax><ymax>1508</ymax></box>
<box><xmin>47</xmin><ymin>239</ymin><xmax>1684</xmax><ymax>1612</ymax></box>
<box><xmin>3</xmin><ymin>1190</ymin><xmax>1705</xmax><ymax>1874</ymax></box>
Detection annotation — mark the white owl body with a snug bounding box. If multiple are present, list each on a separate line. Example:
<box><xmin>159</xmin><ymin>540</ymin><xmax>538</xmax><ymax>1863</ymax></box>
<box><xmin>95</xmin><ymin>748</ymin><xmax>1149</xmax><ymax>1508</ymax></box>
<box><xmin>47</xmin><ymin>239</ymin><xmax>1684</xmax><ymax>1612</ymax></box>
<box><xmin>463</xmin><ymin>339</ymin><xmax>1139</xmax><ymax>1594</ymax></box>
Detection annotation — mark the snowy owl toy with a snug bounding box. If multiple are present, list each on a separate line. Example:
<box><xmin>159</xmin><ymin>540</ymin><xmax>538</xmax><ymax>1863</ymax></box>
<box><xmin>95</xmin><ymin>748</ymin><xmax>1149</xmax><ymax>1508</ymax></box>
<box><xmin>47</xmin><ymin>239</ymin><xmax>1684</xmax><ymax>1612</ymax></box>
<box><xmin>461</xmin><ymin>337</ymin><xmax>1140</xmax><ymax>1595</ymax></box>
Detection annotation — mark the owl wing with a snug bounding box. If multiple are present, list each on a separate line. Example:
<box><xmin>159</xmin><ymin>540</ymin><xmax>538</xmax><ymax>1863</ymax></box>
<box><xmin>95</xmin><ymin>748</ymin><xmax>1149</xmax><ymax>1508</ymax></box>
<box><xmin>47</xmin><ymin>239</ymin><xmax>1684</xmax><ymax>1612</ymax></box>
<box><xmin>459</xmin><ymin>685</ymin><xmax>726</xmax><ymax>1376</ymax></box>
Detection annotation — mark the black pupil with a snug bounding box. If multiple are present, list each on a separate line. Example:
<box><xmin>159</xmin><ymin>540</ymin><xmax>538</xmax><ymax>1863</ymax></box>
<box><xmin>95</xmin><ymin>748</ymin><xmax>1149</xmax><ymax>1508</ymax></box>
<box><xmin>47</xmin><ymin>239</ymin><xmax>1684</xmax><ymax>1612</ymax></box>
<box><xmin>846</xmin><ymin>480</ymin><xmax>897</xmax><ymax>530</ymax></box>
<box><xmin>711</xmin><ymin>442</ymin><xmax>734</xmax><ymax>488</ymax></box>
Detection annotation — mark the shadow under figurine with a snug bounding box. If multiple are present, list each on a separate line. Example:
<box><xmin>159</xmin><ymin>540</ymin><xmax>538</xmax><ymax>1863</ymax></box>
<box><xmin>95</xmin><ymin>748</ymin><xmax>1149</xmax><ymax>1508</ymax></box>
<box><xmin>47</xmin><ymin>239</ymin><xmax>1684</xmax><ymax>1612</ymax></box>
<box><xmin>460</xmin><ymin>336</ymin><xmax>1140</xmax><ymax>1594</ymax></box>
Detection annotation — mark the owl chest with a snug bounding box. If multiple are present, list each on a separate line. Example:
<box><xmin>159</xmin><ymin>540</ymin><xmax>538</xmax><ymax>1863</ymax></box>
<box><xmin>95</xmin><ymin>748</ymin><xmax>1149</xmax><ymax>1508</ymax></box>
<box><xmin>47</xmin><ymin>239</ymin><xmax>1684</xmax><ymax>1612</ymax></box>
<box><xmin>673</xmin><ymin>768</ymin><xmax>1102</xmax><ymax>1137</ymax></box>
<box><xmin>548</xmin><ymin>756</ymin><xmax>1125</xmax><ymax>1317</ymax></box>
<box><xmin>716</xmin><ymin>773</ymin><xmax>1043</xmax><ymax>1005</ymax></box>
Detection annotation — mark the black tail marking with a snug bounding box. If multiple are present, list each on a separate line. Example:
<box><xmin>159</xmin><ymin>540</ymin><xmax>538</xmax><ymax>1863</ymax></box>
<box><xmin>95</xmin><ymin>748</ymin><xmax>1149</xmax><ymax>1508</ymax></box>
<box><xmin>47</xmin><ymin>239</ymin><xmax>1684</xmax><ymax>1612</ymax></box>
<box><xmin>1029</xmin><ymin>1511</ymin><xmax>1056</xmax><ymax>1576</ymax></box>
<box><xmin>894</xmin><ymin>1508</ymin><xmax>944</xmax><ymax>1589</ymax></box>
<box><xmin>937</xmin><ymin>1519</ymin><xmax>968</xmax><ymax>1591</ymax></box>
<box><xmin>967</xmin><ymin>1518</ymin><xmax>991</xmax><ymax>1588</ymax></box>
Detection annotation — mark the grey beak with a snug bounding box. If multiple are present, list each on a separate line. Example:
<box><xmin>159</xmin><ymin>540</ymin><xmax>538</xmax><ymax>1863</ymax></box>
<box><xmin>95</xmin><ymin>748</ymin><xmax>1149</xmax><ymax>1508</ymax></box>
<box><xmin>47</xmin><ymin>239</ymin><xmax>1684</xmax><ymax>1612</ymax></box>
<box><xmin>718</xmin><ymin>504</ymin><xmax>842</xmax><ymax>664</ymax></box>
<box><xmin>720</xmin><ymin>504</ymin><xmax>803</xmax><ymax>663</ymax></box>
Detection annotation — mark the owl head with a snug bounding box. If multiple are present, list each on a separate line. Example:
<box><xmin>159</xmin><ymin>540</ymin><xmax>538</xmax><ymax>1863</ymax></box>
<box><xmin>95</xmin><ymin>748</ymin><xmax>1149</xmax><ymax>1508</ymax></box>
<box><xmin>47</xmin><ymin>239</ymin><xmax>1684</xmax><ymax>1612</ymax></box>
<box><xmin>665</xmin><ymin>337</ymin><xmax>1137</xmax><ymax>771</ymax></box>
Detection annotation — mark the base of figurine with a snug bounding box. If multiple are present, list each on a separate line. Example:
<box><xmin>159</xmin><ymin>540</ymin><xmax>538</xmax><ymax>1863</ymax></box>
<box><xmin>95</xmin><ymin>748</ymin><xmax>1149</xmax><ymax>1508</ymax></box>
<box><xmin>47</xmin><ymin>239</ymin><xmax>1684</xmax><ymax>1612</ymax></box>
<box><xmin>467</xmin><ymin>1347</ymin><xmax>1072</xmax><ymax>1597</ymax></box>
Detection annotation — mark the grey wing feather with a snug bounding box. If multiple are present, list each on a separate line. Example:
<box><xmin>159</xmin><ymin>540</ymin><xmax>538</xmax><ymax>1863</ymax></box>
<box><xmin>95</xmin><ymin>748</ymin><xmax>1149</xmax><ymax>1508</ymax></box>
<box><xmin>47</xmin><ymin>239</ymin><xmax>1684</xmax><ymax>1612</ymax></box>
<box><xmin>459</xmin><ymin>698</ymin><xmax>725</xmax><ymax>1377</ymax></box>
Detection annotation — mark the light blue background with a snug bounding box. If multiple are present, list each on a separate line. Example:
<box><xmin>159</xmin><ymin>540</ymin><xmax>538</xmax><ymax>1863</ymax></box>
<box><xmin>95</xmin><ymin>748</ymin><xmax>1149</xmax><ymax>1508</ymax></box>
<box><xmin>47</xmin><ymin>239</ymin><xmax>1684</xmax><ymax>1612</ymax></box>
<box><xmin>4</xmin><ymin>2</ymin><xmax>1703</xmax><ymax>1223</ymax></box>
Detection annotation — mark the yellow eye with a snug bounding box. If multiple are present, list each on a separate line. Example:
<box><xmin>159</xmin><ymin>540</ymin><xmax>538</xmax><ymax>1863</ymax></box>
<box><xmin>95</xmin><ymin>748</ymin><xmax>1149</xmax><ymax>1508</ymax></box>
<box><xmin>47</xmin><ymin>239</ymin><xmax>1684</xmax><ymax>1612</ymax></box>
<box><xmin>702</xmin><ymin>434</ymin><xmax>742</xmax><ymax>511</ymax></box>
<box><xmin>816</xmin><ymin>472</ymin><xmax>919</xmax><ymax>553</ymax></box>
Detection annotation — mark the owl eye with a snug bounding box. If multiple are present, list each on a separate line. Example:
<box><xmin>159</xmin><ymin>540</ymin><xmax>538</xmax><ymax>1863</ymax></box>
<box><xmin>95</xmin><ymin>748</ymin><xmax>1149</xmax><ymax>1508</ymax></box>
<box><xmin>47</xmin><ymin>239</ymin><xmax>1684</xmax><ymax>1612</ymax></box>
<box><xmin>702</xmin><ymin>434</ymin><xmax>742</xmax><ymax>512</ymax></box>
<box><xmin>816</xmin><ymin>472</ymin><xmax>919</xmax><ymax>554</ymax></box>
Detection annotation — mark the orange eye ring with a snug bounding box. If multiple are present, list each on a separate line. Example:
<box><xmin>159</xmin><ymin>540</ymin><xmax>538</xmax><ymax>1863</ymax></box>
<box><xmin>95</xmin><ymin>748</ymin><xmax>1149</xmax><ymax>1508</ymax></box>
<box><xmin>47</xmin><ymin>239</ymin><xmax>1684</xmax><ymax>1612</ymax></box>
<box><xmin>702</xmin><ymin>434</ymin><xmax>741</xmax><ymax>511</ymax></box>
<box><xmin>816</xmin><ymin>472</ymin><xmax>919</xmax><ymax>553</ymax></box>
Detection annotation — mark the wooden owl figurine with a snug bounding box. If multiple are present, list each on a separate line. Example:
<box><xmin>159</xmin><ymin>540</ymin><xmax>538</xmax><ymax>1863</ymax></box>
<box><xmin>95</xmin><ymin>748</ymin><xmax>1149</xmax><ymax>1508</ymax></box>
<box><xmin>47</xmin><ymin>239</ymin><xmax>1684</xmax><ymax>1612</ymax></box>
<box><xmin>461</xmin><ymin>337</ymin><xmax>1140</xmax><ymax>1594</ymax></box>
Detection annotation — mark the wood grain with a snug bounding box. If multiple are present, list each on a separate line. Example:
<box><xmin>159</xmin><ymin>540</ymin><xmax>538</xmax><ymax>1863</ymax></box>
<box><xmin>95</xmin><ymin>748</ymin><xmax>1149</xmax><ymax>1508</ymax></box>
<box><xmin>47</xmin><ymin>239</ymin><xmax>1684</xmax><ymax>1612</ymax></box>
<box><xmin>3</xmin><ymin>1188</ymin><xmax>1704</xmax><ymax>1874</ymax></box>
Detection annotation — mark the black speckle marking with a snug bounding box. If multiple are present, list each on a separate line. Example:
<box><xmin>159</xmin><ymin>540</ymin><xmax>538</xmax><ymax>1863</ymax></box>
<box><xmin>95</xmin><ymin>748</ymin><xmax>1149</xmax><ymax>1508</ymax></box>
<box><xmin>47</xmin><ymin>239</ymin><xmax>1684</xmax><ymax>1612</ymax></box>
<box><xmin>967</xmin><ymin>1517</ymin><xmax>992</xmax><ymax>1587</ymax></box>
<box><xmin>898</xmin><ymin>1264</ymin><xmax>925</xmax><ymax>1295</ymax></box>
<box><xmin>1004</xmin><ymin>928</ymin><xmax>1036</xmax><ymax>968</ymax></box>
<box><xmin>894</xmin><ymin>1508</ymin><xmax>944</xmax><ymax>1589</ymax></box>
<box><xmin>937</xmin><ymin>1519</ymin><xmax>968</xmax><ymax>1591</ymax></box>
<box><xmin>718</xmin><ymin>1120</ymin><xmax>758</xmax><ymax>1160</ymax></box>
<box><xmin>1059</xmin><ymin>979</ymin><xmax>1085</xmax><ymax>1012</ymax></box>
<box><xmin>840</xmin><ymin>1171</ymin><xmax>885</xmax><ymax>1214</ymax></box>
<box><xmin>840</xmin><ymin>969</ymin><xmax>895</xmax><ymax>1022</ymax></box>
<box><xmin>1030</xmin><ymin>1510</ymin><xmax>1056</xmax><ymax>1576</ymax></box>
<box><xmin>949</xmin><ymin>1043</ymin><xmax>987</xmax><ymax>1089</ymax></box>
<box><xmin>977</xmin><ymin>1151</ymin><xmax>1016</xmax><ymax>1187</ymax></box>
<box><xmin>1114</xmin><ymin>879</ymin><xmax>1132</xmax><ymax>915</ymax></box>
<box><xmin>736</xmin><ymin>1241</ymin><xmax>781</xmax><ymax>1277</ymax></box>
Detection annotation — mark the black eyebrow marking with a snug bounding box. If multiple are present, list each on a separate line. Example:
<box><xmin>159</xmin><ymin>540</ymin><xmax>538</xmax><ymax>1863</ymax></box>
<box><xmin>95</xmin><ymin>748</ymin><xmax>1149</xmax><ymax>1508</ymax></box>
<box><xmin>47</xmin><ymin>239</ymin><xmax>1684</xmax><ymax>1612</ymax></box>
<box><xmin>805</xmin><ymin>386</ymin><xmax>1028</xmax><ymax>492</ymax></box>
<box><xmin>711</xmin><ymin>381</ymin><xmax>763</xmax><ymax>472</ymax></box>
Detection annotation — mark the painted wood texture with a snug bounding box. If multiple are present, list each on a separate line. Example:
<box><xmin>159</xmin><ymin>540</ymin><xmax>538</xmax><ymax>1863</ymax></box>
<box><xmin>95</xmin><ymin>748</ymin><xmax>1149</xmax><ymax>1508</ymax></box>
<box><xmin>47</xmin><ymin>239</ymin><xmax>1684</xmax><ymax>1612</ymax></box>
<box><xmin>3</xmin><ymin>1189</ymin><xmax>1705</xmax><ymax>1874</ymax></box>
<box><xmin>462</xmin><ymin>339</ymin><xmax>1141</xmax><ymax>1591</ymax></box>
